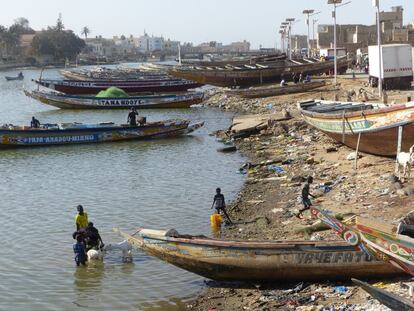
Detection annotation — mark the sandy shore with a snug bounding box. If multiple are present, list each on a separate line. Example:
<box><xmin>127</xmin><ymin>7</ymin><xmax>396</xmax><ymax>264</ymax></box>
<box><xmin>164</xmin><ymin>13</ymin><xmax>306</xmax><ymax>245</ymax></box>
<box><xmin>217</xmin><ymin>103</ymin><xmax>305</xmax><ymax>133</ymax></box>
<box><xmin>188</xmin><ymin>76</ymin><xmax>414</xmax><ymax>310</ymax></box>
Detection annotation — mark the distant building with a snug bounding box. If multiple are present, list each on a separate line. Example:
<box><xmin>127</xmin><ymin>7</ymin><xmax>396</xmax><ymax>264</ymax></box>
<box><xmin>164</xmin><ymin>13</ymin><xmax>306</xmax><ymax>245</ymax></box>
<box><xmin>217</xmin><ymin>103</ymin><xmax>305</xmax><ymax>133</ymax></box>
<box><xmin>164</xmin><ymin>39</ymin><xmax>181</xmax><ymax>52</ymax></box>
<box><xmin>291</xmin><ymin>35</ymin><xmax>308</xmax><ymax>52</ymax></box>
<box><xmin>316</xmin><ymin>5</ymin><xmax>413</xmax><ymax>54</ymax></box>
<box><xmin>135</xmin><ymin>33</ymin><xmax>164</xmax><ymax>52</ymax></box>
<box><xmin>222</xmin><ymin>40</ymin><xmax>250</xmax><ymax>53</ymax></box>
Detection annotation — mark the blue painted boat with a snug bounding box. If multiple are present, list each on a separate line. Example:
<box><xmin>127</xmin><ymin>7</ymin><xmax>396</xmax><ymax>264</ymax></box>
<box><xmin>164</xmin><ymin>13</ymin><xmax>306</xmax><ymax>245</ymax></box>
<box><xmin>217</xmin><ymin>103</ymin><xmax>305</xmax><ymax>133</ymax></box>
<box><xmin>0</xmin><ymin>120</ymin><xmax>204</xmax><ymax>148</ymax></box>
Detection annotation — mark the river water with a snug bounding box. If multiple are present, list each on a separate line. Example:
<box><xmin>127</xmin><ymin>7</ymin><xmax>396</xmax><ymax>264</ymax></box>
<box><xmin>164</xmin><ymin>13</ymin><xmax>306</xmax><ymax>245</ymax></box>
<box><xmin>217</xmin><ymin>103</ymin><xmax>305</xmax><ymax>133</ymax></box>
<box><xmin>0</xmin><ymin>67</ymin><xmax>245</xmax><ymax>311</ymax></box>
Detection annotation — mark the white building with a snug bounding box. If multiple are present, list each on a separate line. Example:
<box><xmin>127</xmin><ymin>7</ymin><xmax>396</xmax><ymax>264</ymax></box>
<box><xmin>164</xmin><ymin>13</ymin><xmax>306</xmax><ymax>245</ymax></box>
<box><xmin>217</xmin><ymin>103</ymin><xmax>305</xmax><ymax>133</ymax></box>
<box><xmin>135</xmin><ymin>33</ymin><xmax>165</xmax><ymax>52</ymax></box>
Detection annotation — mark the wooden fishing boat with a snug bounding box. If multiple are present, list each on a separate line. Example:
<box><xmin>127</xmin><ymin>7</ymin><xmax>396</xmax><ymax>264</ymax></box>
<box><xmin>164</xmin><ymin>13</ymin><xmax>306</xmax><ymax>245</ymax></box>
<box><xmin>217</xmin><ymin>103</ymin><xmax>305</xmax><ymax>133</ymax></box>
<box><xmin>298</xmin><ymin>99</ymin><xmax>414</xmax><ymax>156</ymax></box>
<box><xmin>352</xmin><ymin>279</ymin><xmax>414</xmax><ymax>311</ymax></box>
<box><xmin>169</xmin><ymin>57</ymin><xmax>350</xmax><ymax>87</ymax></box>
<box><xmin>60</xmin><ymin>68</ymin><xmax>168</xmax><ymax>81</ymax></box>
<box><xmin>34</xmin><ymin>78</ymin><xmax>203</xmax><ymax>95</ymax></box>
<box><xmin>310</xmin><ymin>206</ymin><xmax>414</xmax><ymax>276</ymax></box>
<box><xmin>115</xmin><ymin>228</ymin><xmax>402</xmax><ymax>282</ymax></box>
<box><xmin>226</xmin><ymin>81</ymin><xmax>327</xmax><ymax>99</ymax></box>
<box><xmin>0</xmin><ymin>120</ymin><xmax>204</xmax><ymax>148</ymax></box>
<box><xmin>5</xmin><ymin>74</ymin><xmax>24</xmax><ymax>81</ymax></box>
<box><xmin>24</xmin><ymin>90</ymin><xmax>204</xmax><ymax>109</ymax></box>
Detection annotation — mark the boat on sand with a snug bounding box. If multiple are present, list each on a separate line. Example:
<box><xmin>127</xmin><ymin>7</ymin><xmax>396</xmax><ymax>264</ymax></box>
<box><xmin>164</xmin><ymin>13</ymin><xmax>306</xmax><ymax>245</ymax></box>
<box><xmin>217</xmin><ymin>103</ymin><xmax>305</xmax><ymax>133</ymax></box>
<box><xmin>0</xmin><ymin>120</ymin><xmax>204</xmax><ymax>148</ymax></box>
<box><xmin>310</xmin><ymin>205</ymin><xmax>414</xmax><ymax>276</ymax></box>
<box><xmin>226</xmin><ymin>81</ymin><xmax>327</xmax><ymax>99</ymax></box>
<box><xmin>115</xmin><ymin>228</ymin><xmax>402</xmax><ymax>282</ymax></box>
<box><xmin>298</xmin><ymin>99</ymin><xmax>414</xmax><ymax>156</ymax></box>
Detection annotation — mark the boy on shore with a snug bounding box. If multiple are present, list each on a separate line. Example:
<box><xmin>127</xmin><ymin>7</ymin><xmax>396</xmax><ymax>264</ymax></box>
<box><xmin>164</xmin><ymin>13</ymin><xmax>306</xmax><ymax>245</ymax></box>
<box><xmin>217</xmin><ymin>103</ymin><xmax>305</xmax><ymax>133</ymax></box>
<box><xmin>297</xmin><ymin>176</ymin><xmax>315</xmax><ymax>219</ymax></box>
<box><xmin>211</xmin><ymin>188</ymin><xmax>233</xmax><ymax>225</ymax></box>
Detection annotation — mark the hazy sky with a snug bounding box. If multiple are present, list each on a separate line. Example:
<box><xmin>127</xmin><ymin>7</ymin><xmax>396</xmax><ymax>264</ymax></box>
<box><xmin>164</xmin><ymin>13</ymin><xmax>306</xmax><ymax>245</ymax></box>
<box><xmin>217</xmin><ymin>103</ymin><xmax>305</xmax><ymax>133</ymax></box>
<box><xmin>2</xmin><ymin>0</ymin><xmax>413</xmax><ymax>48</ymax></box>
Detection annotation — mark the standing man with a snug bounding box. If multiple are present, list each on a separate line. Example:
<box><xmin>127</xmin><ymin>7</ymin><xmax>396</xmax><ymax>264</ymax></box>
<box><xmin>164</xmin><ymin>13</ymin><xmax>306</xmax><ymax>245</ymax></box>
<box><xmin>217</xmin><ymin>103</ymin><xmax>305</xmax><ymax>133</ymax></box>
<box><xmin>75</xmin><ymin>205</ymin><xmax>88</xmax><ymax>231</ymax></box>
<box><xmin>85</xmin><ymin>222</ymin><xmax>104</xmax><ymax>250</ymax></box>
<box><xmin>297</xmin><ymin>176</ymin><xmax>316</xmax><ymax>219</ymax></box>
<box><xmin>30</xmin><ymin>116</ymin><xmax>40</xmax><ymax>128</ymax></box>
<box><xmin>211</xmin><ymin>188</ymin><xmax>233</xmax><ymax>224</ymax></box>
<box><xmin>127</xmin><ymin>107</ymin><xmax>138</xmax><ymax>126</ymax></box>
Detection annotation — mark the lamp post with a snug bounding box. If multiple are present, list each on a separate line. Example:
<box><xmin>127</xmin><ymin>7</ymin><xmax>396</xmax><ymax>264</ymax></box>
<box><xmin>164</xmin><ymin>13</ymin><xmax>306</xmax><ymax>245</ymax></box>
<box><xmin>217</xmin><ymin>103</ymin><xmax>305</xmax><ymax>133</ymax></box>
<box><xmin>286</xmin><ymin>18</ymin><xmax>295</xmax><ymax>60</ymax></box>
<box><xmin>303</xmin><ymin>10</ymin><xmax>321</xmax><ymax>58</ymax></box>
<box><xmin>280</xmin><ymin>24</ymin><xmax>288</xmax><ymax>53</ymax></box>
<box><xmin>312</xmin><ymin>19</ymin><xmax>319</xmax><ymax>56</ymax></box>
<box><xmin>373</xmin><ymin>0</ymin><xmax>382</xmax><ymax>97</ymax></box>
<box><xmin>279</xmin><ymin>30</ymin><xmax>285</xmax><ymax>53</ymax></box>
<box><xmin>328</xmin><ymin>0</ymin><xmax>351</xmax><ymax>84</ymax></box>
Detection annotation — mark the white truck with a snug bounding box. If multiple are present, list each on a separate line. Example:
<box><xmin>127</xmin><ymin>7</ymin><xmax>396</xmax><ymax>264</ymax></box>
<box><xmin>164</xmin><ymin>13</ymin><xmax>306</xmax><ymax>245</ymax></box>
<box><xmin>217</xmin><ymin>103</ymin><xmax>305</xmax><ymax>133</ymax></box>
<box><xmin>368</xmin><ymin>44</ymin><xmax>413</xmax><ymax>89</ymax></box>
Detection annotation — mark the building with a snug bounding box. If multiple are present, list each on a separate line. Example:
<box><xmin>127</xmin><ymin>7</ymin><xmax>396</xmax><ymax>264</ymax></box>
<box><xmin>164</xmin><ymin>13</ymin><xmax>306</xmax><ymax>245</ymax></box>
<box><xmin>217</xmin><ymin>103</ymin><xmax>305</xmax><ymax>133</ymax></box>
<box><xmin>135</xmin><ymin>33</ymin><xmax>165</xmax><ymax>52</ymax></box>
<box><xmin>222</xmin><ymin>40</ymin><xmax>250</xmax><ymax>53</ymax></box>
<box><xmin>164</xmin><ymin>39</ymin><xmax>180</xmax><ymax>52</ymax></box>
<box><xmin>291</xmin><ymin>35</ymin><xmax>308</xmax><ymax>52</ymax></box>
<box><xmin>316</xmin><ymin>6</ymin><xmax>413</xmax><ymax>55</ymax></box>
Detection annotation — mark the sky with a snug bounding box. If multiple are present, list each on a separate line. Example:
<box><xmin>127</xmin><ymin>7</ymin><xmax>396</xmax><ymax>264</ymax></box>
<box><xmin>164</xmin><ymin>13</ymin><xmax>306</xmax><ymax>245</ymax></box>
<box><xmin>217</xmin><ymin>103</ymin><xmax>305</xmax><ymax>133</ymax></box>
<box><xmin>1</xmin><ymin>0</ymin><xmax>413</xmax><ymax>49</ymax></box>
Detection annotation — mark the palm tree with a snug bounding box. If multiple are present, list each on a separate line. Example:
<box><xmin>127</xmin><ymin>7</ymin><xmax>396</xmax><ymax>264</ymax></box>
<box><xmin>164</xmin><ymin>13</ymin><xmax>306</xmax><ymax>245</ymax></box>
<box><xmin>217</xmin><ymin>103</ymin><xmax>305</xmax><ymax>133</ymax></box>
<box><xmin>81</xmin><ymin>26</ymin><xmax>90</xmax><ymax>39</ymax></box>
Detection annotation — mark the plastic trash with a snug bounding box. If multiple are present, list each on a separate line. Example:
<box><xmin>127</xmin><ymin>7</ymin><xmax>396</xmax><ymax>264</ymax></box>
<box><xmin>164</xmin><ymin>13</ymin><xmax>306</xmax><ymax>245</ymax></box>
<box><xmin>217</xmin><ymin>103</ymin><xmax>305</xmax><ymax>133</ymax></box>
<box><xmin>268</xmin><ymin>165</ymin><xmax>284</xmax><ymax>173</ymax></box>
<box><xmin>266</xmin><ymin>103</ymin><xmax>273</xmax><ymax>110</ymax></box>
<box><xmin>334</xmin><ymin>286</ymin><xmax>348</xmax><ymax>292</ymax></box>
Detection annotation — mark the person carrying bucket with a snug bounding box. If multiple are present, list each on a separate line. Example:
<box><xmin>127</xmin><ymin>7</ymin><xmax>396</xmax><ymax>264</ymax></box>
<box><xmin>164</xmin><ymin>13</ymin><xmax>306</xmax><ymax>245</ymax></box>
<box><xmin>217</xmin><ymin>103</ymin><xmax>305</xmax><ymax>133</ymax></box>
<box><xmin>211</xmin><ymin>188</ymin><xmax>233</xmax><ymax>225</ymax></box>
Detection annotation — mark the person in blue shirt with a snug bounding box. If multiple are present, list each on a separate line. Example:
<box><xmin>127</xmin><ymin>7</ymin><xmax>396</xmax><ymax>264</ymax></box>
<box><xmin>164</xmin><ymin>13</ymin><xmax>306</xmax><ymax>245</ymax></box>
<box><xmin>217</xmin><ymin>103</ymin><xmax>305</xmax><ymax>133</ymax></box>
<box><xmin>73</xmin><ymin>235</ymin><xmax>87</xmax><ymax>266</ymax></box>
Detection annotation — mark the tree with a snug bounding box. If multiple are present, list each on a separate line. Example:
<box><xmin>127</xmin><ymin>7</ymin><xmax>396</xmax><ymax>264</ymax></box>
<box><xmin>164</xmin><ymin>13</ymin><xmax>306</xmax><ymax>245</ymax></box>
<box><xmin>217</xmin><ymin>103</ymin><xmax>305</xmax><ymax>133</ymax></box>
<box><xmin>81</xmin><ymin>26</ymin><xmax>90</xmax><ymax>39</ymax></box>
<box><xmin>31</xmin><ymin>28</ymin><xmax>85</xmax><ymax>62</ymax></box>
<box><xmin>55</xmin><ymin>13</ymin><xmax>64</xmax><ymax>31</ymax></box>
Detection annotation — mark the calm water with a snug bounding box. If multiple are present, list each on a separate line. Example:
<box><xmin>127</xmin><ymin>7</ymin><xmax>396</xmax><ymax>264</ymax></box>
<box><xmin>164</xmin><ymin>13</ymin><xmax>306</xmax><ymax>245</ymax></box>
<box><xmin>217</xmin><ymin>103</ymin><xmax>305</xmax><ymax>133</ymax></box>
<box><xmin>0</xmin><ymin>67</ymin><xmax>245</xmax><ymax>311</ymax></box>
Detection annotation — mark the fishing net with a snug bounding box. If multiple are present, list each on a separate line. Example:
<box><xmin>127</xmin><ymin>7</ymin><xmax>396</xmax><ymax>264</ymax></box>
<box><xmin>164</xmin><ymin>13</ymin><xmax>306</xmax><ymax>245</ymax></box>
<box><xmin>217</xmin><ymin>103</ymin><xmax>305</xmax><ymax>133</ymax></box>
<box><xmin>96</xmin><ymin>87</ymin><xmax>129</xmax><ymax>98</ymax></box>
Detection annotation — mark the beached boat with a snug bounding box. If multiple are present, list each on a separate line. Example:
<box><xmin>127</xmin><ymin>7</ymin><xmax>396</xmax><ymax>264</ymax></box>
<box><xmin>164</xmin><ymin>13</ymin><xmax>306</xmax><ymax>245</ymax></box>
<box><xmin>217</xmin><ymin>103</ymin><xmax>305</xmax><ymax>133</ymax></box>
<box><xmin>169</xmin><ymin>57</ymin><xmax>350</xmax><ymax>87</ymax></box>
<box><xmin>34</xmin><ymin>78</ymin><xmax>203</xmax><ymax>95</ymax></box>
<box><xmin>5</xmin><ymin>74</ymin><xmax>24</xmax><ymax>81</ymax></box>
<box><xmin>298</xmin><ymin>99</ymin><xmax>414</xmax><ymax>156</ymax></box>
<box><xmin>24</xmin><ymin>90</ymin><xmax>204</xmax><ymax>109</ymax></box>
<box><xmin>352</xmin><ymin>279</ymin><xmax>414</xmax><ymax>311</ymax></box>
<box><xmin>0</xmin><ymin>120</ymin><xmax>204</xmax><ymax>148</ymax></box>
<box><xmin>226</xmin><ymin>81</ymin><xmax>327</xmax><ymax>99</ymax></box>
<box><xmin>115</xmin><ymin>228</ymin><xmax>402</xmax><ymax>282</ymax></box>
<box><xmin>310</xmin><ymin>206</ymin><xmax>414</xmax><ymax>276</ymax></box>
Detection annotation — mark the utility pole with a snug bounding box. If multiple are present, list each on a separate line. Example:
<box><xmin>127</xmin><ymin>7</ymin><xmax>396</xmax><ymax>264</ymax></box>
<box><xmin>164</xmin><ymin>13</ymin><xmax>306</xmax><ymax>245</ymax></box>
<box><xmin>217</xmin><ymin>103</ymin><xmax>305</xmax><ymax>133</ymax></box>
<box><xmin>373</xmin><ymin>0</ymin><xmax>383</xmax><ymax>97</ymax></box>
<box><xmin>328</xmin><ymin>0</ymin><xmax>351</xmax><ymax>85</ymax></box>
<box><xmin>303</xmin><ymin>10</ymin><xmax>320</xmax><ymax>58</ymax></box>
<box><xmin>312</xmin><ymin>19</ymin><xmax>318</xmax><ymax>57</ymax></box>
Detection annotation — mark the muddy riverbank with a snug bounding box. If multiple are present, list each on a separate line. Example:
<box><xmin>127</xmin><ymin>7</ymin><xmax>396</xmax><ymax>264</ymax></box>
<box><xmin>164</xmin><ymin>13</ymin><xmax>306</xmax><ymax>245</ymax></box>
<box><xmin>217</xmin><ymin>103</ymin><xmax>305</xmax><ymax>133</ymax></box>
<box><xmin>188</xmin><ymin>76</ymin><xmax>414</xmax><ymax>310</ymax></box>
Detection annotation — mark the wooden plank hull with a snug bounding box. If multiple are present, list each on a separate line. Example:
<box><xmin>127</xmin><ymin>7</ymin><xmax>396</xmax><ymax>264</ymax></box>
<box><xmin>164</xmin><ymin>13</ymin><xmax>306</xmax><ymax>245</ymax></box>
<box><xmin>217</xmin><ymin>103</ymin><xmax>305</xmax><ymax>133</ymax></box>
<box><xmin>353</xmin><ymin>279</ymin><xmax>414</xmax><ymax>311</ymax></box>
<box><xmin>0</xmin><ymin>120</ymin><xmax>204</xmax><ymax>148</ymax></box>
<box><xmin>117</xmin><ymin>229</ymin><xmax>402</xmax><ymax>282</ymax></box>
<box><xmin>226</xmin><ymin>81</ymin><xmax>326</xmax><ymax>99</ymax></box>
<box><xmin>299</xmin><ymin>100</ymin><xmax>414</xmax><ymax>156</ymax></box>
<box><xmin>25</xmin><ymin>90</ymin><xmax>204</xmax><ymax>109</ymax></box>
<box><xmin>170</xmin><ymin>58</ymin><xmax>349</xmax><ymax>87</ymax></box>
<box><xmin>34</xmin><ymin>79</ymin><xmax>203</xmax><ymax>95</ymax></box>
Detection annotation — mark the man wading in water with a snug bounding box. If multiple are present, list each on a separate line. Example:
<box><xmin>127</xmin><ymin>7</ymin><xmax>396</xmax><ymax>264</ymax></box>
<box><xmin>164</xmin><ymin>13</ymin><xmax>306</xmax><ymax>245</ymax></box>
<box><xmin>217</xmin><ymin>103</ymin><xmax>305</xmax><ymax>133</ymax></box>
<box><xmin>211</xmin><ymin>188</ymin><xmax>233</xmax><ymax>224</ymax></box>
<box><xmin>297</xmin><ymin>176</ymin><xmax>315</xmax><ymax>219</ymax></box>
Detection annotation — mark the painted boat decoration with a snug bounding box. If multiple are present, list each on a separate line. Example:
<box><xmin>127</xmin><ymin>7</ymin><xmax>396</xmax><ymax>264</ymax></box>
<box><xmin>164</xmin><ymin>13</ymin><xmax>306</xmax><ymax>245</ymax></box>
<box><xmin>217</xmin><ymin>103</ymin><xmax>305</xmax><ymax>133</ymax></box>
<box><xmin>24</xmin><ymin>90</ymin><xmax>204</xmax><ymax>109</ymax></box>
<box><xmin>33</xmin><ymin>78</ymin><xmax>203</xmax><ymax>95</ymax></box>
<box><xmin>114</xmin><ymin>228</ymin><xmax>402</xmax><ymax>282</ymax></box>
<box><xmin>352</xmin><ymin>279</ymin><xmax>414</xmax><ymax>311</ymax></box>
<box><xmin>0</xmin><ymin>120</ymin><xmax>204</xmax><ymax>148</ymax></box>
<box><xmin>226</xmin><ymin>81</ymin><xmax>327</xmax><ymax>99</ymax></box>
<box><xmin>169</xmin><ymin>57</ymin><xmax>350</xmax><ymax>87</ymax></box>
<box><xmin>299</xmin><ymin>99</ymin><xmax>414</xmax><ymax>156</ymax></box>
<box><xmin>310</xmin><ymin>206</ymin><xmax>414</xmax><ymax>276</ymax></box>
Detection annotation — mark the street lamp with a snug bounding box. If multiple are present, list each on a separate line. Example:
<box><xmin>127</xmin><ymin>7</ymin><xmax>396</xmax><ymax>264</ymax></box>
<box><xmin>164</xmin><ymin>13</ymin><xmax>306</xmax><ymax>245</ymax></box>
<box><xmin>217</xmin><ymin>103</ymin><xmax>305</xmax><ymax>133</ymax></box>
<box><xmin>312</xmin><ymin>19</ymin><xmax>319</xmax><ymax>56</ymax></box>
<box><xmin>279</xmin><ymin>30</ymin><xmax>285</xmax><ymax>53</ymax></box>
<box><xmin>303</xmin><ymin>10</ymin><xmax>321</xmax><ymax>58</ymax></box>
<box><xmin>286</xmin><ymin>18</ymin><xmax>295</xmax><ymax>60</ymax></box>
<box><xmin>373</xmin><ymin>0</ymin><xmax>382</xmax><ymax>97</ymax></box>
<box><xmin>281</xmin><ymin>22</ymin><xmax>289</xmax><ymax>54</ymax></box>
<box><xmin>328</xmin><ymin>0</ymin><xmax>351</xmax><ymax>84</ymax></box>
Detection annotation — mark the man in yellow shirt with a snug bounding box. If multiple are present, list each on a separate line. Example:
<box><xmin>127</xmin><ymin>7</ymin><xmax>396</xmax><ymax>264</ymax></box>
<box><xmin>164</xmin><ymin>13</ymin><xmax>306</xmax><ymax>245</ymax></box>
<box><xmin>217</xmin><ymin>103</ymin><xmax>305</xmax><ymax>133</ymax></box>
<box><xmin>75</xmin><ymin>205</ymin><xmax>88</xmax><ymax>231</ymax></box>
